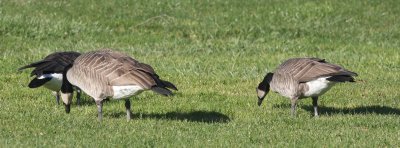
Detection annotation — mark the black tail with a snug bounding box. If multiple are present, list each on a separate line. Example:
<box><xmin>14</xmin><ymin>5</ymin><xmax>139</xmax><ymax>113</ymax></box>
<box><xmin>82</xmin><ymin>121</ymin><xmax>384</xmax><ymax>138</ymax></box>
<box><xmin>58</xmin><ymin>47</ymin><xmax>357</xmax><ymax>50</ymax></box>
<box><xmin>150</xmin><ymin>77</ymin><xmax>177</xmax><ymax>96</ymax></box>
<box><xmin>19</xmin><ymin>52</ymin><xmax>81</xmax><ymax>76</ymax></box>
<box><xmin>28</xmin><ymin>77</ymin><xmax>52</xmax><ymax>88</ymax></box>
<box><xmin>328</xmin><ymin>69</ymin><xmax>357</xmax><ymax>82</ymax></box>
<box><xmin>19</xmin><ymin>60</ymin><xmax>57</xmax><ymax>76</ymax></box>
<box><xmin>18</xmin><ymin>60</ymin><xmax>48</xmax><ymax>71</ymax></box>
<box><xmin>327</xmin><ymin>75</ymin><xmax>356</xmax><ymax>82</ymax></box>
<box><xmin>151</xmin><ymin>79</ymin><xmax>178</xmax><ymax>96</ymax></box>
<box><xmin>161</xmin><ymin>80</ymin><xmax>178</xmax><ymax>91</ymax></box>
<box><xmin>342</xmin><ymin>70</ymin><xmax>358</xmax><ymax>77</ymax></box>
<box><xmin>151</xmin><ymin>87</ymin><xmax>173</xmax><ymax>96</ymax></box>
<box><xmin>138</xmin><ymin>70</ymin><xmax>178</xmax><ymax>96</ymax></box>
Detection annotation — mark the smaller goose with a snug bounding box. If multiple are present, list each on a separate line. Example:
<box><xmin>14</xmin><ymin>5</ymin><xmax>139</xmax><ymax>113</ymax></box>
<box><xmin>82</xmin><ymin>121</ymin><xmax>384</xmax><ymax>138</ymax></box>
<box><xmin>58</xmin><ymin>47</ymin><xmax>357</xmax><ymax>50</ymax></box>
<box><xmin>60</xmin><ymin>49</ymin><xmax>177</xmax><ymax>121</ymax></box>
<box><xmin>19</xmin><ymin>51</ymin><xmax>82</xmax><ymax>105</ymax></box>
<box><xmin>256</xmin><ymin>58</ymin><xmax>357</xmax><ymax>117</ymax></box>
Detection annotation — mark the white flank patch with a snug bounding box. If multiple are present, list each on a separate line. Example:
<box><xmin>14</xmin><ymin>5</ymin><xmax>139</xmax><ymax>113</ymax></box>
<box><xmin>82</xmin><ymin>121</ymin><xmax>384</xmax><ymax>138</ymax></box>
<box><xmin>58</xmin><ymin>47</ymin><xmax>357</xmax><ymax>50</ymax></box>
<box><xmin>112</xmin><ymin>85</ymin><xmax>144</xmax><ymax>99</ymax></box>
<box><xmin>38</xmin><ymin>73</ymin><xmax>63</xmax><ymax>91</ymax></box>
<box><xmin>304</xmin><ymin>77</ymin><xmax>335</xmax><ymax>97</ymax></box>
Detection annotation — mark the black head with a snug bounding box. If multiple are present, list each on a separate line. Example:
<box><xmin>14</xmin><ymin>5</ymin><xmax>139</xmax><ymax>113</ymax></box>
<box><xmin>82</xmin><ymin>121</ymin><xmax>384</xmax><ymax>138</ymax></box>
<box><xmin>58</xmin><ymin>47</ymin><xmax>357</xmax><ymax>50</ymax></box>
<box><xmin>256</xmin><ymin>72</ymin><xmax>273</xmax><ymax>106</ymax></box>
<box><xmin>64</xmin><ymin>103</ymin><xmax>71</xmax><ymax>113</ymax></box>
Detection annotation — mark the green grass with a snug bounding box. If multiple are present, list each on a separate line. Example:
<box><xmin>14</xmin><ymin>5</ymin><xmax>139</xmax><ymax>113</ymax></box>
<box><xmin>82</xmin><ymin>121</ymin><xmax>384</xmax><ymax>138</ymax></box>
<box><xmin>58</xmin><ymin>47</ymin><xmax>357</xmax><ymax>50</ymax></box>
<box><xmin>1</xmin><ymin>0</ymin><xmax>399</xmax><ymax>147</ymax></box>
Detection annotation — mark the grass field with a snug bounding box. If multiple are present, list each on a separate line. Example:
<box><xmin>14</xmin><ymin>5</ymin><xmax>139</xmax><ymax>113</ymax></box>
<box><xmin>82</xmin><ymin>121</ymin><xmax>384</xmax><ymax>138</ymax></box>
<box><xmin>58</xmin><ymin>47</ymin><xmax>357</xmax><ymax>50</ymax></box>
<box><xmin>1</xmin><ymin>0</ymin><xmax>399</xmax><ymax>147</ymax></box>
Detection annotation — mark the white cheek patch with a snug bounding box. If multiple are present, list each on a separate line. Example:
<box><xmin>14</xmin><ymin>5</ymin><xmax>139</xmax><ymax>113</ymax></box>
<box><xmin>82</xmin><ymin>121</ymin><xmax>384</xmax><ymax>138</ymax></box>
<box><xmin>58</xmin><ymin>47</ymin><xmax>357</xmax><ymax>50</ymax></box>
<box><xmin>257</xmin><ymin>88</ymin><xmax>266</xmax><ymax>98</ymax></box>
<box><xmin>112</xmin><ymin>85</ymin><xmax>144</xmax><ymax>99</ymax></box>
<box><xmin>39</xmin><ymin>73</ymin><xmax>63</xmax><ymax>91</ymax></box>
<box><xmin>61</xmin><ymin>93</ymin><xmax>73</xmax><ymax>104</ymax></box>
<box><xmin>304</xmin><ymin>77</ymin><xmax>336</xmax><ymax>97</ymax></box>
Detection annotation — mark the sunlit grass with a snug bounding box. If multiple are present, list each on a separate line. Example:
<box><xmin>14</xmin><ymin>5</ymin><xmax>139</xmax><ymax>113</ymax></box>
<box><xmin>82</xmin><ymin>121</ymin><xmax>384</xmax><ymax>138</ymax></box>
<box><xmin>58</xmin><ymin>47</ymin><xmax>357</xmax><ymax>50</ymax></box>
<box><xmin>0</xmin><ymin>0</ymin><xmax>399</xmax><ymax>147</ymax></box>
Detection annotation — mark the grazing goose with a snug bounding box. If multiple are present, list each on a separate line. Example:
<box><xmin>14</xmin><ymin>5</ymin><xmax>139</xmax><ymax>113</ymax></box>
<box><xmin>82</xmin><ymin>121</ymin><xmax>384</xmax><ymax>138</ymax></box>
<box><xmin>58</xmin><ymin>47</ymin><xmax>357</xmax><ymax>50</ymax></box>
<box><xmin>60</xmin><ymin>49</ymin><xmax>177</xmax><ymax>121</ymax></box>
<box><xmin>19</xmin><ymin>51</ymin><xmax>82</xmax><ymax>105</ymax></box>
<box><xmin>256</xmin><ymin>58</ymin><xmax>357</xmax><ymax>117</ymax></box>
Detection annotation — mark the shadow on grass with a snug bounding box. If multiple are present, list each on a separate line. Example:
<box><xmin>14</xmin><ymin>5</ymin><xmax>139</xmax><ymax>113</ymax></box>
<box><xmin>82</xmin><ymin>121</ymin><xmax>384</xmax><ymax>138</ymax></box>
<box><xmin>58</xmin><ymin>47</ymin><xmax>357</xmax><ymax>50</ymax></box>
<box><xmin>272</xmin><ymin>103</ymin><xmax>400</xmax><ymax>116</ymax></box>
<box><xmin>74</xmin><ymin>97</ymin><xmax>117</xmax><ymax>106</ymax></box>
<box><xmin>74</xmin><ymin>98</ymin><xmax>93</xmax><ymax>106</ymax></box>
<box><xmin>109</xmin><ymin>111</ymin><xmax>230</xmax><ymax>123</ymax></box>
<box><xmin>302</xmin><ymin>105</ymin><xmax>400</xmax><ymax>116</ymax></box>
<box><xmin>272</xmin><ymin>103</ymin><xmax>291</xmax><ymax>108</ymax></box>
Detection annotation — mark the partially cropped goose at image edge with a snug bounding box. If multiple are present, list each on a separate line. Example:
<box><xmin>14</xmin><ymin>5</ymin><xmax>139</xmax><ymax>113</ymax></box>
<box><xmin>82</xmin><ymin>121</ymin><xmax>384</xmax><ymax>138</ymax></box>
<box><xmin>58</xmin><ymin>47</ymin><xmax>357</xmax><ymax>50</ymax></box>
<box><xmin>19</xmin><ymin>51</ymin><xmax>82</xmax><ymax>105</ymax></box>
<box><xmin>256</xmin><ymin>58</ymin><xmax>358</xmax><ymax>117</ymax></box>
<box><xmin>59</xmin><ymin>49</ymin><xmax>178</xmax><ymax>121</ymax></box>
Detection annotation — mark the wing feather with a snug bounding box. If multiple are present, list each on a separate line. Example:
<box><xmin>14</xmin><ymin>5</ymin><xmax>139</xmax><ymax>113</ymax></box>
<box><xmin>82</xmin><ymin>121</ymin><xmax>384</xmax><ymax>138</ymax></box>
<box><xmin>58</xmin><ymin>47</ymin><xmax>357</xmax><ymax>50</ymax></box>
<box><xmin>75</xmin><ymin>50</ymin><xmax>157</xmax><ymax>88</ymax></box>
<box><xmin>276</xmin><ymin>58</ymin><xmax>357</xmax><ymax>83</ymax></box>
<box><xmin>19</xmin><ymin>51</ymin><xmax>80</xmax><ymax>76</ymax></box>
<box><xmin>68</xmin><ymin>49</ymin><xmax>176</xmax><ymax>98</ymax></box>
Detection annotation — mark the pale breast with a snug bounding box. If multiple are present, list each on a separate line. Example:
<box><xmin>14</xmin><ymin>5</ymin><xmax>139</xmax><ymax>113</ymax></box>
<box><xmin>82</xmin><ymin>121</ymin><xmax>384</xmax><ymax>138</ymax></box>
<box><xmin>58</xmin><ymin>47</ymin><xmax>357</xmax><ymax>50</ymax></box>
<box><xmin>112</xmin><ymin>85</ymin><xmax>145</xmax><ymax>99</ymax></box>
<box><xmin>303</xmin><ymin>77</ymin><xmax>336</xmax><ymax>97</ymax></box>
<box><xmin>270</xmin><ymin>73</ymin><xmax>298</xmax><ymax>98</ymax></box>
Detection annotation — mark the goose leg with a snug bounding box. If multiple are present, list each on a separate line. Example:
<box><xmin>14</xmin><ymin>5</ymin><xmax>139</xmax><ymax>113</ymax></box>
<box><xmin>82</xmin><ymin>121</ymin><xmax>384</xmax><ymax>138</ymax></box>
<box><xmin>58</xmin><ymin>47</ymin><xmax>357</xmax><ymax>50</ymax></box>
<box><xmin>125</xmin><ymin>99</ymin><xmax>133</xmax><ymax>121</ymax></box>
<box><xmin>54</xmin><ymin>91</ymin><xmax>60</xmax><ymax>105</ymax></box>
<box><xmin>95</xmin><ymin>100</ymin><xmax>103</xmax><ymax>122</ymax></box>
<box><xmin>76</xmin><ymin>88</ymin><xmax>81</xmax><ymax>106</ymax></box>
<box><xmin>291</xmin><ymin>97</ymin><xmax>299</xmax><ymax>117</ymax></box>
<box><xmin>312</xmin><ymin>97</ymin><xmax>319</xmax><ymax>117</ymax></box>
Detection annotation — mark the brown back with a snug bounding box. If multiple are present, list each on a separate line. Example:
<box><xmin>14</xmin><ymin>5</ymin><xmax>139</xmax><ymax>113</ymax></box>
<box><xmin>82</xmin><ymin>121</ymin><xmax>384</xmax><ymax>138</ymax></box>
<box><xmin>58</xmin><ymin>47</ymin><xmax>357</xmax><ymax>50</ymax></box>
<box><xmin>276</xmin><ymin>58</ymin><xmax>357</xmax><ymax>83</ymax></box>
<box><xmin>67</xmin><ymin>49</ymin><xmax>157</xmax><ymax>98</ymax></box>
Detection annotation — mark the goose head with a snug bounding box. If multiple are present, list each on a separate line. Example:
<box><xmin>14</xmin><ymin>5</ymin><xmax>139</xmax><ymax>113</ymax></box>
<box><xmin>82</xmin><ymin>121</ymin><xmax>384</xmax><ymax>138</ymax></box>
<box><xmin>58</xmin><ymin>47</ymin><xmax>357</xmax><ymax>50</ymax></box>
<box><xmin>60</xmin><ymin>64</ymin><xmax>74</xmax><ymax>113</ymax></box>
<box><xmin>256</xmin><ymin>72</ymin><xmax>273</xmax><ymax>106</ymax></box>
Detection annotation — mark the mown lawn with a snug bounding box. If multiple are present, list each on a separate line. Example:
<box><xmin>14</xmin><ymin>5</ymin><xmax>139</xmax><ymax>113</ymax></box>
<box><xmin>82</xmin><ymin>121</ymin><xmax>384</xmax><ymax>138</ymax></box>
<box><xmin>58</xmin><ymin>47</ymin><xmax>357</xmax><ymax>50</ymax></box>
<box><xmin>0</xmin><ymin>0</ymin><xmax>399</xmax><ymax>147</ymax></box>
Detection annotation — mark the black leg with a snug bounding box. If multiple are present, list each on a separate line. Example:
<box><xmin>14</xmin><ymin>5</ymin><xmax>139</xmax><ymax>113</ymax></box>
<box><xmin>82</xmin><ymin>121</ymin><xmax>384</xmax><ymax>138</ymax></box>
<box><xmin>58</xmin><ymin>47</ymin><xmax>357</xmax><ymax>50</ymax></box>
<box><xmin>95</xmin><ymin>100</ymin><xmax>103</xmax><ymax>122</ymax></box>
<box><xmin>76</xmin><ymin>88</ymin><xmax>81</xmax><ymax>106</ymax></box>
<box><xmin>312</xmin><ymin>97</ymin><xmax>319</xmax><ymax>117</ymax></box>
<box><xmin>55</xmin><ymin>91</ymin><xmax>60</xmax><ymax>105</ymax></box>
<box><xmin>291</xmin><ymin>97</ymin><xmax>298</xmax><ymax>117</ymax></box>
<box><xmin>125</xmin><ymin>99</ymin><xmax>133</xmax><ymax>120</ymax></box>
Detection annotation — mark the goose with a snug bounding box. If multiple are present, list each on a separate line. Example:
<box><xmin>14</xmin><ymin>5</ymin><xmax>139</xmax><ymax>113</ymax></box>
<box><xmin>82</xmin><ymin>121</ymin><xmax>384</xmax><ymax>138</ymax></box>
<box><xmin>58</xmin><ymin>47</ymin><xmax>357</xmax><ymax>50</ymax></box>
<box><xmin>256</xmin><ymin>58</ymin><xmax>357</xmax><ymax>117</ymax></box>
<box><xmin>19</xmin><ymin>51</ymin><xmax>82</xmax><ymax>105</ymax></box>
<box><xmin>59</xmin><ymin>49</ymin><xmax>177</xmax><ymax>121</ymax></box>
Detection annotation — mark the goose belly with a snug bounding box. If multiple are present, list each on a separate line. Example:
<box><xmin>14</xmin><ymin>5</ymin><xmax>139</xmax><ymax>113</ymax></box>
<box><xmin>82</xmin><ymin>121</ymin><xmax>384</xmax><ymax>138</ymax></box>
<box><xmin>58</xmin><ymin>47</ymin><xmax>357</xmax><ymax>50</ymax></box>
<box><xmin>303</xmin><ymin>77</ymin><xmax>335</xmax><ymax>97</ymax></box>
<box><xmin>39</xmin><ymin>73</ymin><xmax>63</xmax><ymax>91</ymax></box>
<box><xmin>112</xmin><ymin>85</ymin><xmax>145</xmax><ymax>99</ymax></box>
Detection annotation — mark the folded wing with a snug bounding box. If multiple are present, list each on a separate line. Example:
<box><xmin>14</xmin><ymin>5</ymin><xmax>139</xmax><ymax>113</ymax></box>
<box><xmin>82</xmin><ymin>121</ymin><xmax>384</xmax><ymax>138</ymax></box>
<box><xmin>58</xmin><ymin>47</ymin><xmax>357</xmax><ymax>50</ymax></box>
<box><xmin>277</xmin><ymin>58</ymin><xmax>358</xmax><ymax>83</ymax></box>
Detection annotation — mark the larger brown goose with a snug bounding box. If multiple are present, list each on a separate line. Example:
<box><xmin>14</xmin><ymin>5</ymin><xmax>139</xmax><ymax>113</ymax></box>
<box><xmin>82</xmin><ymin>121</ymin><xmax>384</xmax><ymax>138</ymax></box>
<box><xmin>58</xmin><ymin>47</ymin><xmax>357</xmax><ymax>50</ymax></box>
<box><xmin>19</xmin><ymin>51</ymin><xmax>82</xmax><ymax>105</ymax></box>
<box><xmin>256</xmin><ymin>58</ymin><xmax>357</xmax><ymax>117</ymax></box>
<box><xmin>60</xmin><ymin>49</ymin><xmax>177</xmax><ymax>121</ymax></box>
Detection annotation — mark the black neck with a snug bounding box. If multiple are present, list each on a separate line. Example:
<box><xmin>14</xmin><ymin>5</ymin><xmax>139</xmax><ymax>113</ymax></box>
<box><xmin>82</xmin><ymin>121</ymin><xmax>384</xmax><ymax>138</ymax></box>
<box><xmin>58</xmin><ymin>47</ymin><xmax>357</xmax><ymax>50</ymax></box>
<box><xmin>265</xmin><ymin>72</ymin><xmax>273</xmax><ymax>84</ymax></box>
<box><xmin>61</xmin><ymin>64</ymin><xmax>73</xmax><ymax>93</ymax></box>
<box><xmin>258</xmin><ymin>72</ymin><xmax>273</xmax><ymax>90</ymax></box>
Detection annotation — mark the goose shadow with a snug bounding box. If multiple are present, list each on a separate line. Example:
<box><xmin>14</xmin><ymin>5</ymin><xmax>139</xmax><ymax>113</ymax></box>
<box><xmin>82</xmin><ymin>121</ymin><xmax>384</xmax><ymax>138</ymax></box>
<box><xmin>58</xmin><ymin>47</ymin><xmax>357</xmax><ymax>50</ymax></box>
<box><xmin>73</xmin><ymin>97</ymin><xmax>117</xmax><ymax>107</ymax></box>
<box><xmin>302</xmin><ymin>105</ymin><xmax>400</xmax><ymax>116</ymax></box>
<box><xmin>273</xmin><ymin>104</ymin><xmax>400</xmax><ymax>116</ymax></box>
<box><xmin>109</xmin><ymin>111</ymin><xmax>230</xmax><ymax>123</ymax></box>
<box><xmin>74</xmin><ymin>98</ymin><xmax>94</xmax><ymax>106</ymax></box>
